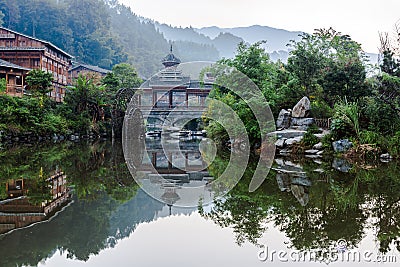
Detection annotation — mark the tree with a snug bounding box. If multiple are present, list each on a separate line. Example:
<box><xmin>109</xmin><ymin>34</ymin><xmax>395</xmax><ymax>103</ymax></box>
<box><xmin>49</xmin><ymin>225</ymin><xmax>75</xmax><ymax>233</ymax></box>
<box><xmin>0</xmin><ymin>0</ymin><xmax>20</xmax><ymax>28</ymax></box>
<box><xmin>111</xmin><ymin>63</ymin><xmax>142</xmax><ymax>89</ymax></box>
<box><xmin>204</xmin><ymin>42</ymin><xmax>285</xmax><ymax>145</ymax></box>
<box><xmin>0</xmin><ymin>78</ymin><xmax>6</xmax><ymax>93</ymax></box>
<box><xmin>0</xmin><ymin>10</ymin><xmax>4</xmax><ymax>26</ymax></box>
<box><xmin>287</xmin><ymin>28</ymin><xmax>368</xmax><ymax>105</ymax></box>
<box><xmin>101</xmin><ymin>72</ymin><xmax>120</xmax><ymax>92</ymax></box>
<box><xmin>25</xmin><ymin>69</ymin><xmax>53</xmax><ymax>97</ymax></box>
<box><xmin>376</xmin><ymin>29</ymin><xmax>400</xmax><ymax>115</ymax></box>
<box><xmin>65</xmin><ymin>74</ymin><xmax>103</xmax><ymax>121</ymax></box>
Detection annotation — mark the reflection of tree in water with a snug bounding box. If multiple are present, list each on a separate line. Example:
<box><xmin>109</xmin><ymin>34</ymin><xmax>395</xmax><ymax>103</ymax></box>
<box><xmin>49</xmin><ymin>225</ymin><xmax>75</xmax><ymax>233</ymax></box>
<box><xmin>200</xmin><ymin>154</ymin><xmax>400</xmax><ymax>254</ymax></box>
<box><xmin>200</xmin><ymin>156</ymin><xmax>274</xmax><ymax>246</ymax></box>
<box><xmin>0</xmin><ymin>190</ymin><xmax>164</xmax><ymax>267</ymax></box>
<box><xmin>361</xmin><ymin>165</ymin><xmax>400</xmax><ymax>253</ymax></box>
<box><xmin>62</xmin><ymin>141</ymin><xmax>139</xmax><ymax>202</ymax></box>
<box><xmin>0</xmin><ymin>141</ymin><xmax>162</xmax><ymax>267</ymax></box>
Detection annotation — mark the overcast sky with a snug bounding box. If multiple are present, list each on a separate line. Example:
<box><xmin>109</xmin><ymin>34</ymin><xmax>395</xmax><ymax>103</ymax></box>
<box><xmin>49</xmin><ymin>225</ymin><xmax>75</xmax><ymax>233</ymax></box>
<box><xmin>119</xmin><ymin>0</ymin><xmax>400</xmax><ymax>53</ymax></box>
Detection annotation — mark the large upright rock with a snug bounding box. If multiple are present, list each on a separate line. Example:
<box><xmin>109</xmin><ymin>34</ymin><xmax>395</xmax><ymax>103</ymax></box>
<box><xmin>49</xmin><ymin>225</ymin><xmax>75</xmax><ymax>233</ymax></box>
<box><xmin>292</xmin><ymin>96</ymin><xmax>311</xmax><ymax>118</ymax></box>
<box><xmin>276</xmin><ymin>109</ymin><xmax>291</xmax><ymax>129</ymax></box>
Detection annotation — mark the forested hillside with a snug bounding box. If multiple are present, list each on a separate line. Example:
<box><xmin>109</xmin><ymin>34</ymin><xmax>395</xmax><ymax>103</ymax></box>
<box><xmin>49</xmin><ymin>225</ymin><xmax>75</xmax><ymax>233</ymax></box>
<box><xmin>0</xmin><ymin>0</ymin><xmax>222</xmax><ymax>77</ymax></box>
<box><xmin>0</xmin><ymin>0</ymin><xmax>127</xmax><ymax>69</ymax></box>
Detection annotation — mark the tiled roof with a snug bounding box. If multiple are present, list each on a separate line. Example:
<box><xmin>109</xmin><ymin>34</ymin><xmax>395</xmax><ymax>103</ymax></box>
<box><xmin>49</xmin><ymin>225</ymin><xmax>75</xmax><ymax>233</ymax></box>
<box><xmin>0</xmin><ymin>26</ymin><xmax>73</xmax><ymax>58</ymax></box>
<box><xmin>0</xmin><ymin>58</ymin><xmax>31</xmax><ymax>71</ymax></box>
<box><xmin>70</xmin><ymin>64</ymin><xmax>110</xmax><ymax>74</ymax></box>
<box><xmin>0</xmin><ymin>47</ymin><xmax>45</xmax><ymax>51</ymax></box>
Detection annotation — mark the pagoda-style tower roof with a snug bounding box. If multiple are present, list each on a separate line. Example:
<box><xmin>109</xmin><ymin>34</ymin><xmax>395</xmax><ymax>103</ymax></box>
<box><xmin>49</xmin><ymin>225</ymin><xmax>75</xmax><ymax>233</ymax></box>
<box><xmin>162</xmin><ymin>45</ymin><xmax>181</xmax><ymax>68</ymax></box>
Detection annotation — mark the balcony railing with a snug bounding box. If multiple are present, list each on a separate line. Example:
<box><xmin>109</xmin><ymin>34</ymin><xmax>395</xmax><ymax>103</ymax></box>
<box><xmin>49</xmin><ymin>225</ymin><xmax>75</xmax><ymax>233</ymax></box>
<box><xmin>5</xmin><ymin>85</ymin><xmax>25</xmax><ymax>97</ymax></box>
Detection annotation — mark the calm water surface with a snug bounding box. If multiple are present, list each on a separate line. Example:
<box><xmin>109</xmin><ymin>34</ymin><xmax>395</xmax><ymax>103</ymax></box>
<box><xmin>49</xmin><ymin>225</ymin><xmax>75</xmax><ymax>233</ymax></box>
<box><xmin>0</xmin><ymin>140</ymin><xmax>399</xmax><ymax>266</ymax></box>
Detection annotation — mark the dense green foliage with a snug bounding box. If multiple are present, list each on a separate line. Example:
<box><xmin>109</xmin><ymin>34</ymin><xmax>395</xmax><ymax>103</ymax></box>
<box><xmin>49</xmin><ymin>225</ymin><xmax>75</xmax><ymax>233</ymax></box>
<box><xmin>204</xmin><ymin>28</ymin><xmax>400</xmax><ymax>155</ymax></box>
<box><xmin>0</xmin><ymin>95</ymin><xmax>68</xmax><ymax>134</ymax></box>
<box><xmin>108</xmin><ymin>63</ymin><xmax>142</xmax><ymax>89</ymax></box>
<box><xmin>0</xmin><ymin>0</ymin><xmax>127</xmax><ymax>69</ymax></box>
<box><xmin>204</xmin><ymin>42</ymin><xmax>290</xmax><ymax>145</ymax></box>
<box><xmin>0</xmin><ymin>0</ymin><xmax>223</xmax><ymax>77</ymax></box>
<box><xmin>287</xmin><ymin>28</ymin><xmax>369</xmax><ymax>104</ymax></box>
<box><xmin>0</xmin><ymin>78</ymin><xmax>5</xmax><ymax>93</ymax></box>
<box><xmin>201</xmin><ymin>153</ymin><xmax>400</xmax><ymax>255</ymax></box>
<box><xmin>25</xmin><ymin>69</ymin><xmax>53</xmax><ymax>97</ymax></box>
<box><xmin>0</xmin><ymin>9</ymin><xmax>4</xmax><ymax>25</ymax></box>
<box><xmin>0</xmin><ymin>62</ymin><xmax>141</xmax><ymax>137</ymax></box>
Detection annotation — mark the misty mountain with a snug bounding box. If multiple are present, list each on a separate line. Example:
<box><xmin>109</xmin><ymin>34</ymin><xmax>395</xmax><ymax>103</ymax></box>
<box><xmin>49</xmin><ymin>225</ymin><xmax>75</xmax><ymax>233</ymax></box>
<box><xmin>155</xmin><ymin>23</ymin><xmax>212</xmax><ymax>44</ymax></box>
<box><xmin>196</xmin><ymin>25</ymin><xmax>303</xmax><ymax>52</ymax></box>
<box><xmin>155</xmin><ymin>23</ymin><xmax>244</xmax><ymax>59</ymax></box>
<box><xmin>155</xmin><ymin>23</ymin><xmax>303</xmax><ymax>60</ymax></box>
<box><xmin>0</xmin><ymin>0</ymin><xmax>379</xmax><ymax>78</ymax></box>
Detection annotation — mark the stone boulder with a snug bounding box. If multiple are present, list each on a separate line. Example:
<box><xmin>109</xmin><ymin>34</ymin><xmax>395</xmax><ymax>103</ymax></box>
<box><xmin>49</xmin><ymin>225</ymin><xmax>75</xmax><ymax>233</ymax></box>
<box><xmin>332</xmin><ymin>158</ymin><xmax>352</xmax><ymax>172</ymax></box>
<box><xmin>275</xmin><ymin>138</ymin><xmax>286</xmax><ymax>148</ymax></box>
<box><xmin>290</xmin><ymin>118</ymin><xmax>315</xmax><ymax>127</ymax></box>
<box><xmin>332</xmin><ymin>139</ymin><xmax>353</xmax><ymax>153</ymax></box>
<box><xmin>276</xmin><ymin>109</ymin><xmax>291</xmax><ymax>129</ymax></box>
<box><xmin>285</xmin><ymin>136</ymin><xmax>303</xmax><ymax>146</ymax></box>
<box><xmin>292</xmin><ymin>96</ymin><xmax>311</xmax><ymax>118</ymax></box>
<box><xmin>380</xmin><ymin>153</ymin><xmax>392</xmax><ymax>159</ymax></box>
<box><xmin>313</xmin><ymin>142</ymin><xmax>323</xmax><ymax>150</ymax></box>
<box><xmin>380</xmin><ymin>153</ymin><xmax>393</xmax><ymax>163</ymax></box>
<box><xmin>305</xmin><ymin>149</ymin><xmax>319</xmax><ymax>154</ymax></box>
<box><xmin>268</xmin><ymin>129</ymin><xmax>306</xmax><ymax>139</ymax></box>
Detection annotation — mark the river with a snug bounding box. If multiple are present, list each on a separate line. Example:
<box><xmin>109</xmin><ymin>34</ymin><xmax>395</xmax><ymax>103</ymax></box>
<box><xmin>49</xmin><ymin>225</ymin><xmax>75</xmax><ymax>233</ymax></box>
<box><xmin>0</xmin><ymin>139</ymin><xmax>399</xmax><ymax>266</ymax></box>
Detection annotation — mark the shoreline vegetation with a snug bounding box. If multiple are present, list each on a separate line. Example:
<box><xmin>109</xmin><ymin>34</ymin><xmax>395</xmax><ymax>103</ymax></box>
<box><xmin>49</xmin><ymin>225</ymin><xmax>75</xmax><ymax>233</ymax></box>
<box><xmin>202</xmin><ymin>28</ymin><xmax>400</xmax><ymax>161</ymax></box>
<box><xmin>0</xmin><ymin>63</ymin><xmax>142</xmax><ymax>144</ymax></box>
<box><xmin>1</xmin><ymin>27</ymin><xmax>400</xmax><ymax>163</ymax></box>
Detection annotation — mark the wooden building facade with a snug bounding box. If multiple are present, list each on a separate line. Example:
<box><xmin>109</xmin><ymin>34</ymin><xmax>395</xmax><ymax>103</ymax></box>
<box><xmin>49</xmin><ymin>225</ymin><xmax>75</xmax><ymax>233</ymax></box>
<box><xmin>0</xmin><ymin>27</ymin><xmax>73</xmax><ymax>102</ymax></box>
<box><xmin>68</xmin><ymin>63</ymin><xmax>110</xmax><ymax>84</ymax></box>
<box><xmin>0</xmin><ymin>58</ymin><xmax>30</xmax><ymax>96</ymax></box>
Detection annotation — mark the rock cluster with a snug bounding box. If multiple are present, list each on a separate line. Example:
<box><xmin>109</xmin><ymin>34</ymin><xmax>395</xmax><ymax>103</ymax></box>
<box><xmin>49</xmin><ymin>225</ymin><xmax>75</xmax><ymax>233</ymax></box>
<box><xmin>272</xmin><ymin>96</ymin><xmax>329</xmax><ymax>156</ymax></box>
<box><xmin>0</xmin><ymin>131</ymin><xmax>107</xmax><ymax>145</ymax></box>
<box><xmin>276</xmin><ymin>96</ymin><xmax>313</xmax><ymax>131</ymax></box>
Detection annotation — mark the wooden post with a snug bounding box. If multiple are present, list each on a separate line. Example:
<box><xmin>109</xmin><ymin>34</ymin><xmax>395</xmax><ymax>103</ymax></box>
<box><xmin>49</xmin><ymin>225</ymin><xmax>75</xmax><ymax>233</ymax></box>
<box><xmin>5</xmin><ymin>73</ymin><xmax>8</xmax><ymax>94</ymax></box>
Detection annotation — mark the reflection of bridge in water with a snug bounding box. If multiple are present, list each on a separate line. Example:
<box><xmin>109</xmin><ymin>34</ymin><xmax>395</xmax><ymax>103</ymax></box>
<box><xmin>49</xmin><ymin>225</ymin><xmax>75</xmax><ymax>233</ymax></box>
<box><xmin>123</xmin><ymin>48</ymin><xmax>227</xmax><ymax>207</ymax></box>
<box><xmin>136</xmin><ymin>138</ymin><xmax>215</xmax><ymax>208</ymax></box>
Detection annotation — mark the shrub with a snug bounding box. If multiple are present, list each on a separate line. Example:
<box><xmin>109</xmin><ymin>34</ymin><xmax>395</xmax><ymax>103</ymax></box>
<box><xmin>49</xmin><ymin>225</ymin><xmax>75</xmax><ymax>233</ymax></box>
<box><xmin>0</xmin><ymin>78</ymin><xmax>6</xmax><ymax>93</ymax></box>
<box><xmin>360</xmin><ymin>97</ymin><xmax>400</xmax><ymax>136</ymax></box>
<box><xmin>387</xmin><ymin>132</ymin><xmax>400</xmax><ymax>157</ymax></box>
<box><xmin>310</xmin><ymin>99</ymin><xmax>333</xmax><ymax>118</ymax></box>
<box><xmin>331</xmin><ymin>98</ymin><xmax>360</xmax><ymax>139</ymax></box>
<box><xmin>321</xmin><ymin>132</ymin><xmax>334</xmax><ymax>151</ymax></box>
<box><xmin>301</xmin><ymin>127</ymin><xmax>319</xmax><ymax>148</ymax></box>
<box><xmin>307</xmin><ymin>124</ymin><xmax>321</xmax><ymax>134</ymax></box>
<box><xmin>40</xmin><ymin>113</ymin><xmax>68</xmax><ymax>134</ymax></box>
<box><xmin>358</xmin><ymin>130</ymin><xmax>387</xmax><ymax>148</ymax></box>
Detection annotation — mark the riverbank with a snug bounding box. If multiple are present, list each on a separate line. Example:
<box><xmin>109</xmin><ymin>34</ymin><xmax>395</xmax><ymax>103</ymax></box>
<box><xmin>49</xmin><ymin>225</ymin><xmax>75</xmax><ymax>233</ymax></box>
<box><xmin>0</xmin><ymin>94</ymin><xmax>112</xmax><ymax>145</ymax></box>
<box><xmin>0</xmin><ymin>131</ymin><xmax>109</xmax><ymax>146</ymax></box>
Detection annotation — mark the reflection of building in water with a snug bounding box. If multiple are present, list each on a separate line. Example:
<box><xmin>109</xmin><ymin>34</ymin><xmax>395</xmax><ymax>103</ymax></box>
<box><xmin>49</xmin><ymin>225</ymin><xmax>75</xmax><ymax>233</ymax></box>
<box><xmin>0</xmin><ymin>170</ymin><xmax>71</xmax><ymax>234</ymax></box>
<box><xmin>135</xmin><ymin>138</ymin><xmax>215</xmax><ymax>207</ymax></box>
